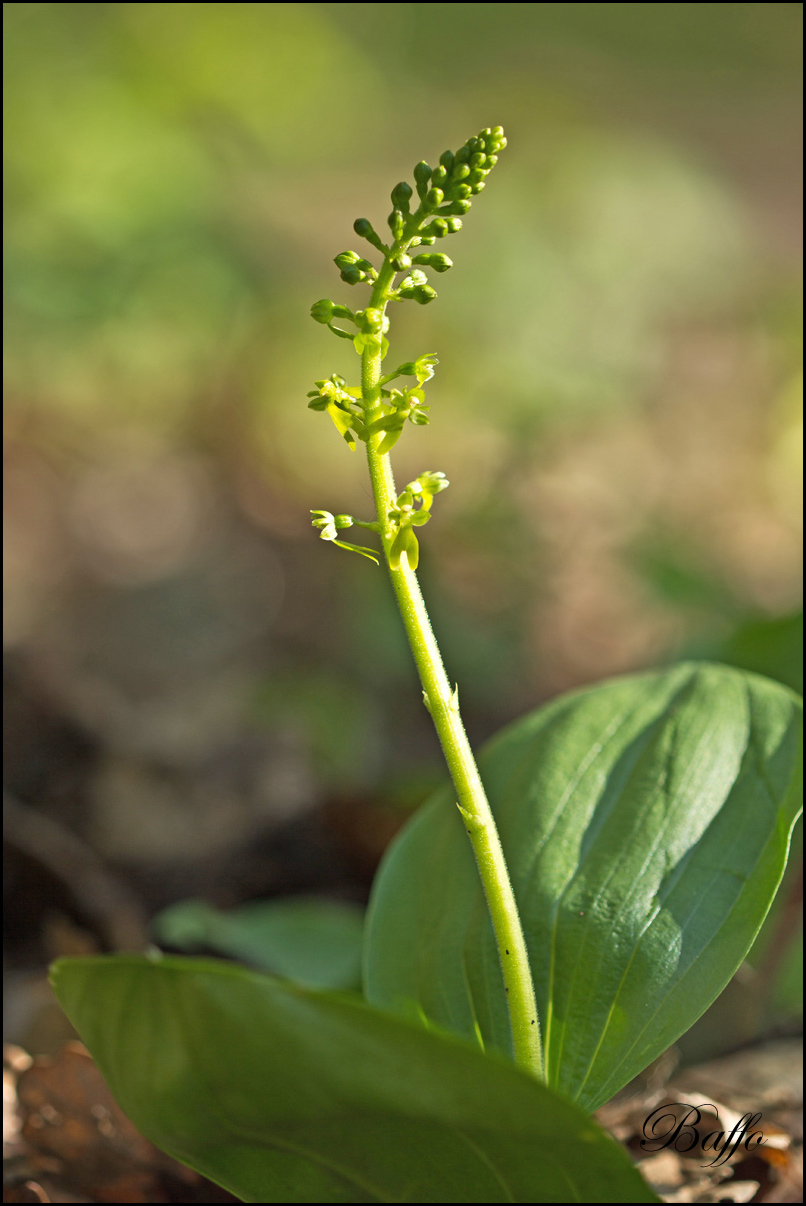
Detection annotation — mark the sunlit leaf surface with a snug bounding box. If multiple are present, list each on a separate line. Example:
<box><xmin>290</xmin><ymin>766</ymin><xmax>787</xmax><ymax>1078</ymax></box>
<box><xmin>51</xmin><ymin>955</ymin><xmax>657</xmax><ymax>1203</ymax></box>
<box><xmin>365</xmin><ymin>664</ymin><xmax>802</xmax><ymax>1111</ymax></box>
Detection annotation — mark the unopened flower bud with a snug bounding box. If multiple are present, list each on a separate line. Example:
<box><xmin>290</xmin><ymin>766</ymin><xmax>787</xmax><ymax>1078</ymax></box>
<box><xmin>426</xmin><ymin>187</ymin><xmax>444</xmax><ymax>208</ymax></box>
<box><xmin>334</xmin><ymin>251</ymin><xmax>374</xmax><ymax>284</ymax></box>
<box><xmin>413</xmin><ymin>161</ymin><xmax>432</xmax><ymax>198</ymax></box>
<box><xmin>391</xmin><ymin>181</ymin><xmax>413</xmax><ymax>213</ymax></box>
<box><xmin>412</xmin><ymin>252</ymin><xmax>452</xmax><ymax>273</ymax></box>
<box><xmin>399</xmin><ymin>269</ymin><xmax>428</xmax><ymax>292</ymax></box>
<box><xmin>310</xmin><ymin>299</ymin><xmax>335</xmax><ymax>324</ymax></box>
<box><xmin>414</xmin><ymin>161</ymin><xmax>432</xmax><ymax>186</ymax></box>
<box><xmin>485</xmin><ymin>127</ymin><xmax>506</xmax><ymax>152</ymax></box>
<box><xmin>353</xmin><ymin>218</ymin><xmax>387</xmax><ymax>253</ymax></box>
<box><xmin>411</xmin><ymin>285</ymin><xmax>437</xmax><ymax>305</ymax></box>
<box><xmin>362</xmin><ymin>307</ymin><xmax>384</xmax><ymax>332</ymax></box>
<box><xmin>334</xmin><ymin>250</ymin><xmax>360</xmax><ymax>270</ymax></box>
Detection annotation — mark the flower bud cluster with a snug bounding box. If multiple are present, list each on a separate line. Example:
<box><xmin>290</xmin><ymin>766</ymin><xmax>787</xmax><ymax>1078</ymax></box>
<box><xmin>413</xmin><ymin>216</ymin><xmax>463</xmax><ymax>245</ymax></box>
<box><xmin>396</xmin><ymin>268</ymin><xmax>437</xmax><ymax>306</ymax></box>
<box><xmin>412</xmin><ymin>126</ymin><xmax>506</xmax><ymax>220</ymax></box>
<box><xmin>334</xmin><ymin>250</ymin><xmax>378</xmax><ymax>286</ymax></box>
<box><xmin>384</xmin><ymin>127</ymin><xmax>506</xmax><ymax>304</ymax></box>
<box><xmin>317</xmin><ymin>128</ymin><xmax>505</xmax><ymax>310</ymax></box>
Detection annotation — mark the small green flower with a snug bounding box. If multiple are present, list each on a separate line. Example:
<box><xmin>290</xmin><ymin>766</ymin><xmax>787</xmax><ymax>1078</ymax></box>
<box><xmin>388</xmin><ymin>523</ymin><xmax>420</xmax><ymax>571</ymax></box>
<box><xmin>307</xmin><ymin>375</ymin><xmax>363</xmax><ymax>447</ymax></box>
<box><xmin>310</xmin><ymin>511</ymin><xmax>379</xmax><ymax>563</ymax></box>
<box><xmin>409</xmin><ymin>470</ymin><xmax>449</xmax><ymax>508</ymax></box>
<box><xmin>395</xmin><ymin>354</ymin><xmax>438</xmax><ymax>386</ymax></box>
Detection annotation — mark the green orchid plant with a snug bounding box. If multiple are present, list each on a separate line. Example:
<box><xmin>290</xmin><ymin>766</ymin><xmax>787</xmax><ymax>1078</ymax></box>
<box><xmin>50</xmin><ymin>127</ymin><xmax>802</xmax><ymax>1204</ymax></box>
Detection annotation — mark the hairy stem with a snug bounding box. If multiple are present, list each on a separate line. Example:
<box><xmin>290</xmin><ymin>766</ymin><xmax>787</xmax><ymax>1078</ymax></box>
<box><xmin>360</xmin><ymin>227</ymin><xmax>544</xmax><ymax>1081</ymax></box>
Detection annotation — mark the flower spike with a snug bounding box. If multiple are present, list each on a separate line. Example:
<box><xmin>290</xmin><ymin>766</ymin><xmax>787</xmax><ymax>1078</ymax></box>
<box><xmin>309</xmin><ymin>126</ymin><xmax>505</xmax><ymax>559</ymax></box>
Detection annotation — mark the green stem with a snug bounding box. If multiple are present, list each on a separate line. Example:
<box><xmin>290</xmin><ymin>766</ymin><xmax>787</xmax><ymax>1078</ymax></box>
<box><xmin>359</xmin><ymin>225</ymin><xmax>544</xmax><ymax>1081</ymax></box>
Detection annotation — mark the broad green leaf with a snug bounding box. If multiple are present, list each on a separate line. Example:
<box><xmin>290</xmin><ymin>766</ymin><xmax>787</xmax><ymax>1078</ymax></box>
<box><xmin>151</xmin><ymin>897</ymin><xmax>365</xmax><ymax>990</ymax></box>
<box><xmin>51</xmin><ymin>955</ymin><xmax>657</xmax><ymax>1204</ymax></box>
<box><xmin>364</xmin><ymin>663</ymin><xmax>802</xmax><ymax>1113</ymax></box>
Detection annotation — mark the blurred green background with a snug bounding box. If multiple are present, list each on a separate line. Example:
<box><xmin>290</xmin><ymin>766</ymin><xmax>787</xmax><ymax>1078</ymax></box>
<box><xmin>3</xmin><ymin>4</ymin><xmax>802</xmax><ymax>1047</ymax></box>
